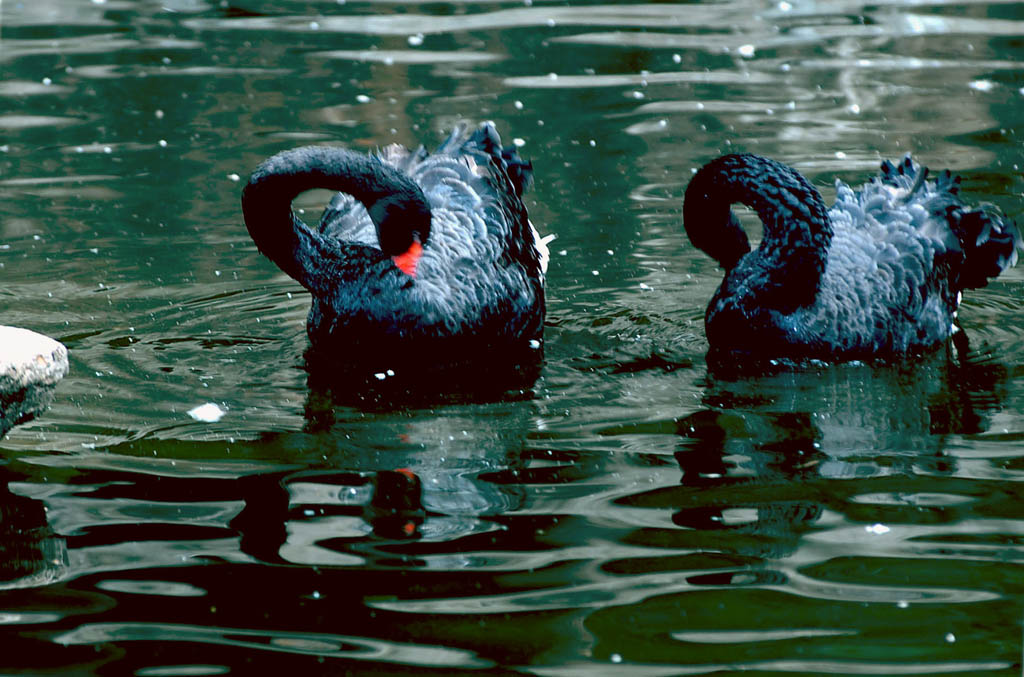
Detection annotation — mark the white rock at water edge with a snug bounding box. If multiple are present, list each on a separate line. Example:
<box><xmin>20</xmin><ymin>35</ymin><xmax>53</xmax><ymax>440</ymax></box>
<box><xmin>0</xmin><ymin>326</ymin><xmax>70</xmax><ymax>437</ymax></box>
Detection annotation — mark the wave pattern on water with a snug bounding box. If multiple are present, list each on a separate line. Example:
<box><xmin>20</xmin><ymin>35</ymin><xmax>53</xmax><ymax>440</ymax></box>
<box><xmin>1</xmin><ymin>0</ymin><xmax>1022</xmax><ymax>674</ymax></box>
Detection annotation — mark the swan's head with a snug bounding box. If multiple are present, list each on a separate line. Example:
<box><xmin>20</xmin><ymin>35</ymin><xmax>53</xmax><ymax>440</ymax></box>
<box><xmin>685</xmin><ymin>207</ymin><xmax>751</xmax><ymax>271</ymax></box>
<box><xmin>367</xmin><ymin>189</ymin><xmax>432</xmax><ymax>277</ymax></box>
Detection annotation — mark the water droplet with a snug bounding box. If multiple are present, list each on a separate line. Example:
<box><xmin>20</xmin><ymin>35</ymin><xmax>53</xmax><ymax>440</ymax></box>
<box><xmin>737</xmin><ymin>44</ymin><xmax>756</xmax><ymax>58</ymax></box>
<box><xmin>407</xmin><ymin>33</ymin><xmax>424</xmax><ymax>46</ymax></box>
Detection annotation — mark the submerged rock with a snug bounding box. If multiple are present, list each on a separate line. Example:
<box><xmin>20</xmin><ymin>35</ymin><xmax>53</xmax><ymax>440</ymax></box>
<box><xmin>0</xmin><ymin>326</ymin><xmax>69</xmax><ymax>437</ymax></box>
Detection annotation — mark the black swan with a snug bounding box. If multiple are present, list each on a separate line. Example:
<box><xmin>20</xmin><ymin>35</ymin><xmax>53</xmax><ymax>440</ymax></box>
<box><xmin>241</xmin><ymin>123</ymin><xmax>549</xmax><ymax>371</ymax></box>
<box><xmin>684</xmin><ymin>153</ymin><xmax>1022</xmax><ymax>361</ymax></box>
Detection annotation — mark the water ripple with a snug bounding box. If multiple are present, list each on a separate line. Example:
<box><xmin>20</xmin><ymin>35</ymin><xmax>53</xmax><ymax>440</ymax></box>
<box><xmin>55</xmin><ymin>622</ymin><xmax>493</xmax><ymax>668</ymax></box>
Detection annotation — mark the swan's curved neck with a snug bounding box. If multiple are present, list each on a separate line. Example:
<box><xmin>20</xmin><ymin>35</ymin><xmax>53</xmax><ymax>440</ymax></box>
<box><xmin>684</xmin><ymin>153</ymin><xmax>832</xmax><ymax>304</ymax></box>
<box><xmin>241</xmin><ymin>146</ymin><xmax>431</xmax><ymax>289</ymax></box>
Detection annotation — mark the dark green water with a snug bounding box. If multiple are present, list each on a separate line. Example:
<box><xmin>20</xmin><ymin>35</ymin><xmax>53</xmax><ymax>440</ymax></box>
<box><xmin>2</xmin><ymin>0</ymin><xmax>1024</xmax><ymax>674</ymax></box>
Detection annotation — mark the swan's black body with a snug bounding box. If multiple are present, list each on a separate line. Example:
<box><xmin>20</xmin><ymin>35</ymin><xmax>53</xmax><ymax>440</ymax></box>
<box><xmin>684</xmin><ymin>153</ymin><xmax>1022</xmax><ymax>361</ymax></box>
<box><xmin>241</xmin><ymin>123</ymin><xmax>548</xmax><ymax>370</ymax></box>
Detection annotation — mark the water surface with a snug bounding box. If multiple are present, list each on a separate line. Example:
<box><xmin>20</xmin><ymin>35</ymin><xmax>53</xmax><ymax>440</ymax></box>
<box><xmin>2</xmin><ymin>0</ymin><xmax>1023</xmax><ymax>674</ymax></box>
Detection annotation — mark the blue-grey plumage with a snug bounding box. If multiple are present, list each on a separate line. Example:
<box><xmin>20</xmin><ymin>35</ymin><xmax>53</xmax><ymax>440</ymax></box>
<box><xmin>241</xmin><ymin>123</ymin><xmax>549</xmax><ymax>368</ymax></box>
<box><xmin>684</xmin><ymin>153</ymin><xmax>1022</xmax><ymax>361</ymax></box>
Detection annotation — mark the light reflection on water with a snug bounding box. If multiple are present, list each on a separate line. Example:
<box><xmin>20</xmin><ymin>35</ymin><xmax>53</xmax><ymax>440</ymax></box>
<box><xmin>1</xmin><ymin>0</ymin><xmax>1023</xmax><ymax>674</ymax></box>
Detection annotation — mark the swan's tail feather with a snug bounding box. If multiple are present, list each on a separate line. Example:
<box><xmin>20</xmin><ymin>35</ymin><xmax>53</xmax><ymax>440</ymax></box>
<box><xmin>500</xmin><ymin>146</ymin><xmax>534</xmax><ymax>197</ymax></box>
<box><xmin>447</xmin><ymin>122</ymin><xmax>534</xmax><ymax>198</ymax></box>
<box><xmin>879</xmin><ymin>154</ymin><xmax>1021</xmax><ymax>289</ymax></box>
<box><xmin>378</xmin><ymin>143</ymin><xmax>428</xmax><ymax>175</ymax></box>
<box><xmin>880</xmin><ymin>154</ymin><xmax>930</xmax><ymax>202</ymax></box>
<box><xmin>435</xmin><ymin>124</ymin><xmax>471</xmax><ymax>155</ymax></box>
<box><xmin>953</xmin><ymin>205</ymin><xmax>1022</xmax><ymax>289</ymax></box>
<box><xmin>879</xmin><ymin>155</ymin><xmax>917</xmax><ymax>186</ymax></box>
<box><xmin>935</xmin><ymin>169</ymin><xmax>962</xmax><ymax>197</ymax></box>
